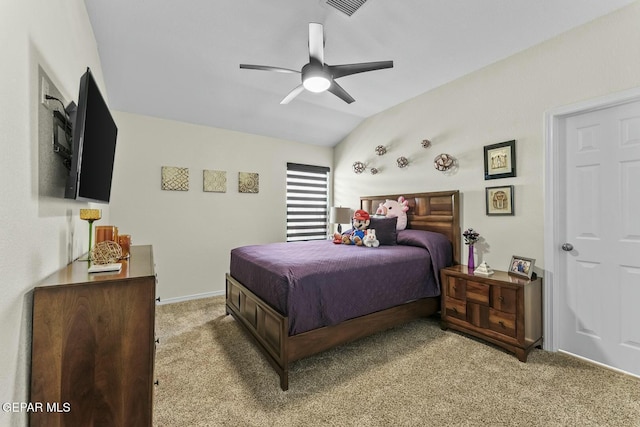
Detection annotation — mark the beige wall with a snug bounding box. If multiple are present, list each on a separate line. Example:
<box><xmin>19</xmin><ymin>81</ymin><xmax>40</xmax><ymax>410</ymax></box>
<box><xmin>3</xmin><ymin>1</ymin><xmax>640</xmax><ymax>423</ymax></box>
<box><xmin>0</xmin><ymin>0</ymin><xmax>108</xmax><ymax>424</ymax></box>
<box><xmin>109</xmin><ymin>112</ymin><xmax>333</xmax><ymax>300</ymax></box>
<box><xmin>334</xmin><ymin>2</ymin><xmax>640</xmax><ymax>273</ymax></box>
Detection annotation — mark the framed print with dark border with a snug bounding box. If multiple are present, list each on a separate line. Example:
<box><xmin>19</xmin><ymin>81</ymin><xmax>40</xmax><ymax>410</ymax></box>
<box><xmin>508</xmin><ymin>255</ymin><xmax>535</xmax><ymax>279</ymax></box>
<box><xmin>484</xmin><ymin>140</ymin><xmax>516</xmax><ymax>180</ymax></box>
<box><xmin>486</xmin><ymin>185</ymin><xmax>514</xmax><ymax>216</ymax></box>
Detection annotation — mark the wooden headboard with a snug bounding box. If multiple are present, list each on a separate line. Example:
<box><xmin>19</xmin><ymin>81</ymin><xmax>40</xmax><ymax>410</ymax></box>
<box><xmin>360</xmin><ymin>190</ymin><xmax>461</xmax><ymax>264</ymax></box>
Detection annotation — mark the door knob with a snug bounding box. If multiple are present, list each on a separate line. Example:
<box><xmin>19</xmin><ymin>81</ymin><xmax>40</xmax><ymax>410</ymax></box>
<box><xmin>562</xmin><ymin>243</ymin><xmax>574</xmax><ymax>251</ymax></box>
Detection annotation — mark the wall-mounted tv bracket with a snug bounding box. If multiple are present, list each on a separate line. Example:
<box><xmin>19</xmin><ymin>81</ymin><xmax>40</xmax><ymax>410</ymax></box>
<box><xmin>50</xmin><ymin>99</ymin><xmax>76</xmax><ymax>171</ymax></box>
<box><xmin>52</xmin><ymin>110</ymin><xmax>72</xmax><ymax>170</ymax></box>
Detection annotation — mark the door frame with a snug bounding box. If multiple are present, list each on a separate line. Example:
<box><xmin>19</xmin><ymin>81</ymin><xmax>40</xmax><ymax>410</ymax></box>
<box><xmin>543</xmin><ymin>86</ymin><xmax>640</xmax><ymax>352</ymax></box>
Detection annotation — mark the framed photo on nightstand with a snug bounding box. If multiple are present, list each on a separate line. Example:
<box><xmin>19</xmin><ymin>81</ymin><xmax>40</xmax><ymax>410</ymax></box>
<box><xmin>508</xmin><ymin>255</ymin><xmax>535</xmax><ymax>279</ymax></box>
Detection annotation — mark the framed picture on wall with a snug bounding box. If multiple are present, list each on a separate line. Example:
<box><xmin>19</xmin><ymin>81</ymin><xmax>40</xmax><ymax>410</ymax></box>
<box><xmin>486</xmin><ymin>185</ymin><xmax>514</xmax><ymax>216</ymax></box>
<box><xmin>484</xmin><ymin>140</ymin><xmax>516</xmax><ymax>180</ymax></box>
<box><xmin>508</xmin><ymin>255</ymin><xmax>535</xmax><ymax>279</ymax></box>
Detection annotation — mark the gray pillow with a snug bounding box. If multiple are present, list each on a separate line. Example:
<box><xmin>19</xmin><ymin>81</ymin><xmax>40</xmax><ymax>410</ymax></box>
<box><xmin>368</xmin><ymin>217</ymin><xmax>398</xmax><ymax>245</ymax></box>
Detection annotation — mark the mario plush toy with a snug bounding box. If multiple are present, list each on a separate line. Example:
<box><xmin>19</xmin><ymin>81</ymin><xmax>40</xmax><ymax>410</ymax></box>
<box><xmin>334</xmin><ymin>209</ymin><xmax>370</xmax><ymax>246</ymax></box>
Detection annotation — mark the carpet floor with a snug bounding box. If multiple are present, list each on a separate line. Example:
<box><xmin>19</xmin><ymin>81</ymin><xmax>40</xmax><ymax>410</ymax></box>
<box><xmin>153</xmin><ymin>296</ymin><xmax>640</xmax><ymax>426</ymax></box>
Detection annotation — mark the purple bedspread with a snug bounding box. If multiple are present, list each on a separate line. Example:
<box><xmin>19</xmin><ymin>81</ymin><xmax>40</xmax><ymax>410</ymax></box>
<box><xmin>229</xmin><ymin>230</ymin><xmax>452</xmax><ymax>335</ymax></box>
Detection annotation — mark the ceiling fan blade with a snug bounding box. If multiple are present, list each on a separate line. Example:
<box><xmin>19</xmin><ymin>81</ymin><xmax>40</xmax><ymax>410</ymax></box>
<box><xmin>329</xmin><ymin>61</ymin><xmax>394</xmax><ymax>79</ymax></box>
<box><xmin>328</xmin><ymin>80</ymin><xmax>355</xmax><ymax>104</ymax></box>
<box><xmin>308</xmin><ymin>23</ymin><xmax>324</xmax><ymax>64</ymax></box>
<box><xmin>240</xmin><ymin>64</ymin><xmax>300</xmax><ymax>74</ymax></box>
<box><xmin>280</xmin><ymin>85</ymin><xmax>305</xmax><ymax>104</ymax></box>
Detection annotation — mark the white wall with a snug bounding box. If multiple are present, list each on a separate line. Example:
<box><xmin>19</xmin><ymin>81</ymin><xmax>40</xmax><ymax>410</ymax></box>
<box><xmin>109</xmin><ymin>112</ymin><xmax>333</xmax><ymax>301</ymax></box>
<box><xmin>334</xmin><ymin>2</ymin><xmax>640</xmax><ymax>273</ymax></box>
<box><xmin>0</xmin><ymin>1</ymin><xmax>108</xmax><ymax>425</ymax></box>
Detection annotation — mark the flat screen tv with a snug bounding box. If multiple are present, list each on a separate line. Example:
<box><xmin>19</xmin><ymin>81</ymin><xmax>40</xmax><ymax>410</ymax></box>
<box><xmin>65</xmin><ymin>67</ymin><xmax>118</xmax><ymax>203</ymax></box>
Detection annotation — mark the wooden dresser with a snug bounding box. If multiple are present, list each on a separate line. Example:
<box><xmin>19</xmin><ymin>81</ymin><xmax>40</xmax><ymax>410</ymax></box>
<box><xmin>30</xmin><ymin>245</ymin><xmax>156</xmax><ymax>427</ymax></box>
<box><xmin>440</xmin><ymin>264</ymin><xmax>542</xmax><ymax>362</ymax></box>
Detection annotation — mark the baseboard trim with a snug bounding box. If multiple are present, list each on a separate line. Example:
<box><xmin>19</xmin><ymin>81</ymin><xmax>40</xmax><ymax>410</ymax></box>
<box><xmin>157</xmin><ymin>290</ymin><xmax>225</xmax><ymax>305</ymax></box>
<box><xmin>558</xmin><ymin>350</ymin><xmax>640</xmax><ymax>379</ymax></box>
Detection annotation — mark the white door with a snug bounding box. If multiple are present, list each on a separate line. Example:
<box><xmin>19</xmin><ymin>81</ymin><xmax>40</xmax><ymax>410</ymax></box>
<box><xmin>560</xmin><ymin>100</ymin><xmax>640</xmax><ymax>376</ymax></box>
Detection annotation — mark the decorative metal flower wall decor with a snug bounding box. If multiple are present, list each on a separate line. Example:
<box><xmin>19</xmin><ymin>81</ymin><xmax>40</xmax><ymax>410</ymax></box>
<box><xmin>421</xmin><ymin>139</ymin><xmax>431</xmax><ymax>149</ymax></box>
<box><xmin>434</xmin><ymin>153</ymin><xmax>454</xmax><ymax>171</ymax></box>
<box><xmin>370</xmin><ymin>167</ymin><xmax>379</xmax><ymax>175</ymax></box>
<box><xmin>374</xmin><ymin>145</ymin><xmax>387</xmax><ymax>156</ymax></box>
<box><xmin>396</xmin><ymin>156</ymin><xmax>409</xmax><ymax>168</ymax></box>
<box><xmin>352</xmin><ymin>161</ymin><xmax>366</xmax><ymax>174</ymax></box>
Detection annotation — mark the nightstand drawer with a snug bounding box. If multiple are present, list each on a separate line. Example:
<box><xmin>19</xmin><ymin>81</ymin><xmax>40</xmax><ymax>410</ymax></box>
<box><xmin>488</xmin><ymin>309</ymin><xmax>516</xmax><ymax>338</ymax></box>
<box><xmin>444</xmin><ymin>297</ymin><xmax>466</xmax><ymax>320</ymax></box>
<box><xmin>466</xmin><ymin>281</ymin><xmax>489</xmax><ymax>305</ymax></box>
<box><xmin>491</xmin><ymin>286</ymin><xmax>517</xmax><ymax>313</ymax></box>
<box><xmin>446</xmin><ymin>277</ymin><xmax>466</xmax><ymax>300</ymax></box>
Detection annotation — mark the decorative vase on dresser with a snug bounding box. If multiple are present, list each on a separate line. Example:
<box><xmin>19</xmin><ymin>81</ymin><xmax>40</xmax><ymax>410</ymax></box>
<box><xmin>440</xmin><ymin>264</ymin><xmax>542</xmax><ymax>362</ymax></box>
<box><xmin>467</xmin><ymin>244</ymin><xmax>475</xmax><ymax>270</ymax></box>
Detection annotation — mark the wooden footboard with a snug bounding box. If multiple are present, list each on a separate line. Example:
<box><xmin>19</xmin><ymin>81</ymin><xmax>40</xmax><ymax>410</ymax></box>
<box><xmin>225</xmin><ymin>274</ymin><xmax>290</xmax><ymax>390</ymax></box>
<box><xmin>225</xmin><ymin>273</ymin><xmax>439</xmax><ymax>391</ymax></box>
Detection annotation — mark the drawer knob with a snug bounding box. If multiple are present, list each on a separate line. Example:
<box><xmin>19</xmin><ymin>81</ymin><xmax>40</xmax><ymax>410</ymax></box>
<box><xmin>499</xmin><ymin>296</ymin><xmax>504</xmax><ymax>302</ymax></box>
<box><xmin>452</xmin><ymin>307</ymin><xmax>458</xmax><ymax>313</ymax></box>
<box><xmin>499</xmin><ymin>321</ymin><xmax>505</xmax><ymax>328</ymax></box>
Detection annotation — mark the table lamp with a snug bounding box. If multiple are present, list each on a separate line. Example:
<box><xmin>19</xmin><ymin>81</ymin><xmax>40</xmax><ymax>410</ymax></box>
<box><xmin>330</xmin><ymin>207</ymin><xmax>351</xmax><ymax>234</ymax></box>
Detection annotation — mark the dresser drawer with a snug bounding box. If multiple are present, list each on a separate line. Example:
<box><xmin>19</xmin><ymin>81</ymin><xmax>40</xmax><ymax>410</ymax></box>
<box><xmin>488</xmin><ymin>308</ymin><xmax>516</xmax><ymax>338</ymax></box>
<box><xmin>491</xmin><ymin>286</ymin><xmax>517</xmax><ymax>314</ymax></box>
<box><xmin>466</xmin><ymin>281</ymin><xmax>489</xmax><ymax>305</ymax></box>
<box><xmin>444</xmin><ymin>296</ymin><xmax>466</xmax><ymax>321</ymax></box>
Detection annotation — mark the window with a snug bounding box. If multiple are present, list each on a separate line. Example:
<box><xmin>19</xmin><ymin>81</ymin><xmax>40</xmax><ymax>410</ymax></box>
<box><xmin>286</xmin><ymin>163</ymin><xmax>330</xmax><ymax>242</ymax></box>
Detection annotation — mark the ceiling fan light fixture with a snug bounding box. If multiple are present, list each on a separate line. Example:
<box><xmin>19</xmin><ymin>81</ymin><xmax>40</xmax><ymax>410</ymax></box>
<box><xmin>302</xmin><ymin>75</ymin><xmax>331</xmax><ymax>93</ymax></box>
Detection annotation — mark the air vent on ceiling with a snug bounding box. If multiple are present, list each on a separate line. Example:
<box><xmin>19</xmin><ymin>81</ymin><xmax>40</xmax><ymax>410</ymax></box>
<box><xmin>326</xmin><ymin>0</ymin><xmax>368</xmax><ymax>17</ymax></box>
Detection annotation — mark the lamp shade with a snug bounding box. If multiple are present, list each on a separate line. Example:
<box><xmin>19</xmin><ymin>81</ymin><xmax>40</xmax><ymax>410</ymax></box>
<box><xmin>330</xmin><ymin>207</ymin><xmax>351</xmax><ymax>225</ymax></box>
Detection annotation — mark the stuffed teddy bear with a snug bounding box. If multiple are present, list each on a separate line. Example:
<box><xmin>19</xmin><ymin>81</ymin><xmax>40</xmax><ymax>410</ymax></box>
<box><xmin>334</xmin><ymin>209</ymin><xmax>370</xmax><ymax>245</ymax></box>
<box><xmin>363</xmin><ymin>229</ymin><xmax>380</xmax><ymax>248</ymax></box>
<box><xmin>382</xmin><ymin>196</ymin><xmax>409</xmax><ymax>230</ymax></box>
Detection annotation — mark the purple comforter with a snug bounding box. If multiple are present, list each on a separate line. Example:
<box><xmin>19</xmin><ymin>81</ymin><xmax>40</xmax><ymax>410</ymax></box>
<box><xmin>229</xmin><ymin>230</ymin><xmax>452</xmax><ymax>335</ymax></box>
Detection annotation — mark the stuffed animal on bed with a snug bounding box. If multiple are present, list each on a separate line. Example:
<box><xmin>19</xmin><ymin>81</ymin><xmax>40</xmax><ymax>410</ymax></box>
<box><xmin>363</xmin><ymin>229</ymin><xmax>380</xmax><ymax>248</ymax></box>
<box><xmin>373</xmin><ymin>203</ymin><xmax>387</xmax><ymax>218</ymax></box>
<box><xmin>334</xmin><ymin>209</ymin><xmax>370</xmax><ymax>246</ymax></box>
<box><xmin>382</xmin><ymin>196</ymin><xmax>410</xmax><ymax>230</ymax></box>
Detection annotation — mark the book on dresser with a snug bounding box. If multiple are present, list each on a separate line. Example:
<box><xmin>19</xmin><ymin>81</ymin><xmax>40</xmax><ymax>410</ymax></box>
<box><xmin>440</xmin><ymin>264</ymin><xmax>542</xmax><ymax>362</ymax></box>
<box><xmin>30</xmin><ymin>245</ymin><xmax>157</xmax><ymax>427</ymax></box>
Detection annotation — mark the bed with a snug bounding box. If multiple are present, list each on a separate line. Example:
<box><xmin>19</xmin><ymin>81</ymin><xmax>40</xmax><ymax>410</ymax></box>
<box><xmin>225</xmin><ymin>190</ymin><xmax>460</xmax><ymax>390</ymax></box>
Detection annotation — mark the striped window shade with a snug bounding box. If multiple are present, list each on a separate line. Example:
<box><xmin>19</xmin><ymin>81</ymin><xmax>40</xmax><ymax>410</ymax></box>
<box><xmin>286</xmin><ymin>163</ymin><xmax>330</xmax><ymax>242</ymax></box>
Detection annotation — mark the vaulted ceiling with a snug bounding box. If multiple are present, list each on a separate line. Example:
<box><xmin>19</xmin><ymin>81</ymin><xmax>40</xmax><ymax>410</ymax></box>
<box><xmin>85</xmin><ymin>0</ymin><xmax>634</xmax><ymax>147</ymax></box>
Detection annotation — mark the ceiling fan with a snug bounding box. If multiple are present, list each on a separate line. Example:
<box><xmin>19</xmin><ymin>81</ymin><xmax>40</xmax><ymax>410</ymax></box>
<box><xmin>240</xmin><ymin>23</ymin><xmax>393</xmax><ymax>105</ymax></box>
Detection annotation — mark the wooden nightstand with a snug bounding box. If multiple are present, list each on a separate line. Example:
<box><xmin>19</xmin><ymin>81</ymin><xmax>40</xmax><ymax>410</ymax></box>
<box><xmin>440</xmin><ymin>265</ymin><xmax>542</xmax><ymax>362</ymax></box>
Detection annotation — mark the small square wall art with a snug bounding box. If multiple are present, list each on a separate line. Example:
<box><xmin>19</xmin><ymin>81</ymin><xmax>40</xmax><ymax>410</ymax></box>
<box><xmin>238</xmin><ymin>172</ymin><xmax>259</xmax><ymax>193</ymax></box>
<box><xmin>203</xmin><ymin>170</ymin><xmax>227</xmax><ymax>193</ymax></box>
<box><xmin>161</xmin><ymin>166</ymin><xmax>189</xmax><ymax>191</ymax></box>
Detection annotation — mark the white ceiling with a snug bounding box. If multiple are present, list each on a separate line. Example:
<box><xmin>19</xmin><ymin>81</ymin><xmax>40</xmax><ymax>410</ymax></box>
<box><xmin>84</xmin><ymin>0</ymin><xmax>635</xmax><ymax>147</ymax></box>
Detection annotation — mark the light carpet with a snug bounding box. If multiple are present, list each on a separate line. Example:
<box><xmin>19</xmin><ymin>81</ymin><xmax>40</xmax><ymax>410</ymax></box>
<box><xmin>154</xmin><ymin>296</ymin><xmax>640</xmax><ymax>426</ymax></box>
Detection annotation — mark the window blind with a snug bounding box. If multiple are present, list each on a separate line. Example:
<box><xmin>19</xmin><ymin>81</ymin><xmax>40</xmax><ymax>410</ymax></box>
<box><xmin>286</xmin><ymin>163</ymin><xmax>330</xmax><ymax>242</ymax></box>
